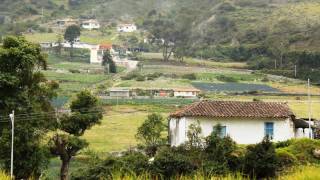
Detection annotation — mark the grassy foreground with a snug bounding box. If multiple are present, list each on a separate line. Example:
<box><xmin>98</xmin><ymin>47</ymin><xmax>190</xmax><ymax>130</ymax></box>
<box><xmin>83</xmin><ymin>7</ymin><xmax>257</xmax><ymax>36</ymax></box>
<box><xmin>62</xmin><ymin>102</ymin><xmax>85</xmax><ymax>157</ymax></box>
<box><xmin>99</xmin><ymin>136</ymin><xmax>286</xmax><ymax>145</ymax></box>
<box><xmin>110</xmin><ymin>165</ymin><xmax>320</xmax><ymax>180</ymax></box>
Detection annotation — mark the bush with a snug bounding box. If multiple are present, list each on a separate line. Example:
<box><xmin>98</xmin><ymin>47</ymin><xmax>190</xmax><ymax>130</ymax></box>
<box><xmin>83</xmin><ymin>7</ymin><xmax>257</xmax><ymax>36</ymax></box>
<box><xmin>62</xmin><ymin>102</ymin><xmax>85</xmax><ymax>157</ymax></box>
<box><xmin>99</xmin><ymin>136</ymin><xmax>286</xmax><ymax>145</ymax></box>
<box><xmin>275</xmin><ymin>139</ymin><xmax>293</xmax><ymax>148</ymax></box>
<box><xmin>243</xmin><ymin>137</ymin><xmax>278</xmax><ymax>179</ymax></box>
<box><xmin>72</xmin><ymin>152</ymin><xmax>149</xmax><ymax>180</ymax></box>
<box><xmin>181</xmin><ymin>73</ymin><xmax>197</xmax><ymax>80</ymax></box>
<box><xmin>203</xmin><ymin>124</ymin><xmax>240</xmax><ymax>175</ymax></box>
<box><xmin>136</xmin><ymin>75</ymin><xmax>145</xmax><ymax>81</ymax></box>
<box><xmin>281</xmin><ymin>138</ymin><xmax>320</xmax><ymax>164</ymax></box>
<box><xmin>69</xmin><ymin>69</ymin><xmax>80</xmax><ymax>73</ymax></box>
<box><xmin>146</xmin><ymin>72</ymin><xmax>162</xmax><ymax>80</ymax></box>
<box><xmin>276</xmin><ymin>149</ymin><xmax>297</xmax><ymax>171</ymax></box>
<box><xmin>218</xmin><ymin>2</ymin><xmax>236</xmax><ymax>12</ymax></box>
<box><xmin>216</xmin><ymin>75</ymin><xmax>238</xmax><ymax>82</ymax></box>
<box><xmin>151</xmin><ymin>147</ymin><xmax>197</xmax><ymax>178</ymax></box>
<box><xmin>121</xmin><ymin>71</ymin><xmax>140</xmax><ymax>80</ymax></box>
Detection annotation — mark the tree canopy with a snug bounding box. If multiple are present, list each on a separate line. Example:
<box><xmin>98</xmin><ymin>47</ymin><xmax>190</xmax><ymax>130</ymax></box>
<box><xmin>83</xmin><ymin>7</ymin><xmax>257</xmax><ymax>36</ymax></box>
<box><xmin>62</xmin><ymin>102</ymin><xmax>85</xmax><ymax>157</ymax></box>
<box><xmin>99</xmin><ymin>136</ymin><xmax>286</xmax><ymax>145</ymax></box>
<box><xmin>0</xmin><ymin>36</ymin><xmax>58</xmax><ymax>179</ymax></box>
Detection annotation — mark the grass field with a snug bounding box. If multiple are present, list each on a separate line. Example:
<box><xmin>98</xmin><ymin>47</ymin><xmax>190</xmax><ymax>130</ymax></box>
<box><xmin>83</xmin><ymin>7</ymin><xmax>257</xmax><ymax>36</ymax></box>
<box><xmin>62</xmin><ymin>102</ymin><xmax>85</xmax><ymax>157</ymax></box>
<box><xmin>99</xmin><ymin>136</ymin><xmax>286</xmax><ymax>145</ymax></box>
<box><xmin>24</xmin><ymin>29</ymin><xmax>143</xmax><ymax>45</ymax></box>
<box><xmin>139</xmin><ymin>53</ymin><xmax>248</xmax><ymax>69</ymax></box>
<box><xmin>115</xmin><ymin>78</ymin><xmax>193</xmax><ymax>88</ymax></box>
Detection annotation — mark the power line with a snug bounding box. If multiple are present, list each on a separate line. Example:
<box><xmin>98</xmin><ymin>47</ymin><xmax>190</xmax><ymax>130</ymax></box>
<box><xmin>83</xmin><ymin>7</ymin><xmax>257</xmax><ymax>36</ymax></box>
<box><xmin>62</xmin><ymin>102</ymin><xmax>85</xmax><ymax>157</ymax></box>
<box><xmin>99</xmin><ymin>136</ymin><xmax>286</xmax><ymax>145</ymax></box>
<box><xmin>0</xmin><ymin>109</ymin><xmax>106</xmax><ymax>123</ymax></box>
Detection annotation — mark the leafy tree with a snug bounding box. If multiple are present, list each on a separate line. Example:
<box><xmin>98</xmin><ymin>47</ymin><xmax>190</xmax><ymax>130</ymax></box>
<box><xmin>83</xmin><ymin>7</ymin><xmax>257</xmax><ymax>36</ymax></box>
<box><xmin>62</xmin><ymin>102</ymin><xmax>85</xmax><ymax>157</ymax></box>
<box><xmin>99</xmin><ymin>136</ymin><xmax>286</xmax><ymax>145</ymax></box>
<box><xmin>136</xmin><ymin>113</ymin><xmax>166</xmax><ymax>156</ymax></box>
<box><xmin>186</xmin><ymin>120</ymin><xmax>203</xmax><ymax>149</ymax></box>
<box><xmin>203</xmin><ymin>124</ymin><xmax>238</xmax><ymax>175</ymax></box>
<box><xmin>49</xmin><ymin>90</ymin><xmax>103</xmax><ymax>180</ymax></box>
<box><xmin>0</xmin><ymin>36</ymin><xmax>58</xmax><ymax>179</ymax></box>
<box><xmin>64</xmin><ymin>25</ymin><xmax>80</xmax><ymax>58</ymax></box>
<box><xmin>143</xmin><ymin>12</ymin><xmax>191</xmax><ymax>61</ymax></box>
<box><xmin>102</xmin><ymin>50</ymin><xmax>116</xmax><ymax>74</ymax></box>
<box><xmin>244</xmin><ymin>137</ymin><xmax>278</xmax><ymax>178</ymax></box>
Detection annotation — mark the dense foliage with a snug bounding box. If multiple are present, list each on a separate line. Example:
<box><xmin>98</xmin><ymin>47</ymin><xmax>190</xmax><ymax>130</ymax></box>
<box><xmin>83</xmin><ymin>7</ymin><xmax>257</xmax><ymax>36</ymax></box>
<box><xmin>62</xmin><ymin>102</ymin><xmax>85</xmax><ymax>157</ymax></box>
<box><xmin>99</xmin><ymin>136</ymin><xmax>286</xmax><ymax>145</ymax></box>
<box><xmin>49</xmin><ymin>90</ymin><xmax>103</xmax><ymax>180</ymax></box>
<box><xmin>0</xmin><ymin>36</ymin><xmax>58</xmax><ymax>179</ymax></box>
<box><xmin>70</xmin><ymin>120</ymin><xmax>320</xmax><ymax>179</ymax></box>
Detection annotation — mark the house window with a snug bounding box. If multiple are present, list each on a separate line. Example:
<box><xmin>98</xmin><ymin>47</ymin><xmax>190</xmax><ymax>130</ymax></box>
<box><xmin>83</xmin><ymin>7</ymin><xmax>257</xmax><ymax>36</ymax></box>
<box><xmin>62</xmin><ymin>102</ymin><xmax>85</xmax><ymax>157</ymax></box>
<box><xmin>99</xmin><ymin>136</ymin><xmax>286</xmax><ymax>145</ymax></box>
<box><xmin>264</xmin><ymin>122</ymin><xmax>274</xmax><ymax>139</ymax></box>
<box><xmin>213</xmin><ymin>126</ymin><xmax>227</xmax><ymax>137</ymax></box>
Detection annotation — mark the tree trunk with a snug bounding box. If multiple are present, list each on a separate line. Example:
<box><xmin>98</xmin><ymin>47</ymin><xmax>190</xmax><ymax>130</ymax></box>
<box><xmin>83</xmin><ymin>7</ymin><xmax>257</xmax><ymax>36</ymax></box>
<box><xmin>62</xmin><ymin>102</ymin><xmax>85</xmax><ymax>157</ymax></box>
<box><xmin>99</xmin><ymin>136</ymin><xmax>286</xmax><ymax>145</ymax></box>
<box><xmin>60</xmin><ymin>158</ymin><xmax>70</xmax><ymax>180</ymax></box>
<box><xmin>70</xmin><ymin>43</ymin><xmax>74</xmax><ymax>59</ymax></box>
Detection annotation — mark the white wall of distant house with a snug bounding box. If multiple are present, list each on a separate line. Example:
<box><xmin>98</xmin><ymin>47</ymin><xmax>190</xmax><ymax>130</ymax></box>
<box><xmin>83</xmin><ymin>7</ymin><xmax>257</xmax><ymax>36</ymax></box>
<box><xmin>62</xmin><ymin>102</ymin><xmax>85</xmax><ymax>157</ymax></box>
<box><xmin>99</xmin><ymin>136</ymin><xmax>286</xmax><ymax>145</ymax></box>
<box><xmin>82</xmin><ymin>22</ymin><xmax>100</xmax><ymax>30</ymax></box>
<box><xmin>117</xmin><ymin>24</ymin><xmax>137</xmax><ymax>32</ymax></box>
<box><xmin>174</xmin><ymin>91</ymin><xmax>198</xmax><ymax>97</ymax></box>
<box><xmin>170</xmin><ymin>117</ymin><xmax>295</xmax><ymax>146</ymax></box>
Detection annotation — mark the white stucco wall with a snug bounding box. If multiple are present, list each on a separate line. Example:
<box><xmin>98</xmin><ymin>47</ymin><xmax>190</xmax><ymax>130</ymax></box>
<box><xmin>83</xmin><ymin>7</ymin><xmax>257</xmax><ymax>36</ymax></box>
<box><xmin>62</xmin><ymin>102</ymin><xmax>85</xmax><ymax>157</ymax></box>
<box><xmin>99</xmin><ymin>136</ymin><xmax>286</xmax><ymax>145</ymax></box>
<box><xmin>174</xmin><ymin>91</ymin><xmax>197</xmax><ymax>97</ymax></box>
<box><xmin>170</xmin><ymin>117</ymin><xmax>295</xmax><ymax>146</ymax></box>
<box><xmin>82</xmin><ymin>23</ymin><xmax>100</xmax><ymax>29</ymax></box>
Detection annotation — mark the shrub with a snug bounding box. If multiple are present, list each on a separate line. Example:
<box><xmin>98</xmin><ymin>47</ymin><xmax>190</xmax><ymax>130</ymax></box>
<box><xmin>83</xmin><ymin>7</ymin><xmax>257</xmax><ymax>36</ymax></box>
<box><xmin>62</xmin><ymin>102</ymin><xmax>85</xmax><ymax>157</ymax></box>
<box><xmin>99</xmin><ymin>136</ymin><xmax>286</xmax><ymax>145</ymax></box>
<box><xmin>203</xmin><ymin>124</ymin><xmax>239</xmax><ymax>175</ymax></box>
<box><xmin>275</xmin><ymin>139</ymin><xmax>293</xmax><ymax>148</ymax></box>
<box><xmin>181</xmin><ymin>73</ymin><xmax>197</xmax><ymax>80</ymax></box>
<box><xmin>151</xmin><ymin>147</ymin><xmax>197</xmax><ymax>178</ymax></box>
<box><xmin>276</xmin><ymin>149</ymin><xmax>297</xmax><ymax>171</ymax></box>
<box><xmin>243</xmin><ymin>137</ymin><xmax>278</xmax><ymax>179</ymax></box>
<box><xmin>72</xmin><ymin>152</ymin><xmax>149</xmax><ymax>180</ymax></box>
<box><xmin>118</xmin><ymin>152</ymin><xmax>150</xmax><ymax>175</ymax></box>
<box><xmin>216</xmin><ymin>75</ymin><xmax>238</xmax><ymax>82</ymax></box>
<box><xmin>69</xmin><ymin>69</ymin><xmax>80</xmax><ymax>73</ymax></box>
<box><xmin>218</xmin><ymin>2</ymin><xmax>236</xmax><ymax>12</ymax></box>
<box><xmin>146</xmin><ymin>72</ymin><xmax>162</xmax><ymax>80</ymax></box>
<box><xmin>121</xmin><ymin>71</ymin><xmax>140</xmax><ymax>80</ymax></box>
<box><xmin>136</xmin><ymin>75</ymin><xmax>145</xmax><ymax>81</ymax></box>
<box><xmin>282</xmin><ymin>138</ymin><xmax>320</xmax><ymax>164</ymax></box>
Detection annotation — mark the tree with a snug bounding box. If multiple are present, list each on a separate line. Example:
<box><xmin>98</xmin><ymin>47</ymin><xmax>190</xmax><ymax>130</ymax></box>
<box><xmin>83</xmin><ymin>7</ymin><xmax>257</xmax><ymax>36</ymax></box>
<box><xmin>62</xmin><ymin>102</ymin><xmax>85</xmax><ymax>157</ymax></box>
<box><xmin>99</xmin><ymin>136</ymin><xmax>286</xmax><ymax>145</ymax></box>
<box><xmin>244</xmin><ymin>137</ymin><xmax>278</xmax><ymax>178</ymax></box>
<box><xmin>0</xmin><ymin>36</ymin><xmax>58</xmax><ymax>179</ymax></box>
<box><xmin>55</xmin><ymin>34</ymin><xmax>64</xmax><ymax>55</ymax></box>
<box><xmin>186</xmin><ymin>120</ymin><xmax>203</xmax><ymax>149</ymax></box>
<box><xmin>143</xmin><ymin>13</ymin><xmax>191</xmax><ymax>61</ymax></box>
<box><xmin>203</xmin><ymin>124</ymin><xmax>237</xmax><ymax>175</ymax></box>
<box><xmin>102</xmin><ymin>50</ymin><xmax>116</xmax><ymax>74</ymax></box>
<box><xmin>136</xmin><ymin>113</ymin><xmax>166</xmax><ymax>156</ymax></box>
<box><xmin>64</xmin><ymin>25</ymin><xmax>80</xmax><ymax>58</ymax></box>
<box><xmin>49</xmin><ymin>90</ymin><xmax>103</xmax><ymax>180</ymax></box>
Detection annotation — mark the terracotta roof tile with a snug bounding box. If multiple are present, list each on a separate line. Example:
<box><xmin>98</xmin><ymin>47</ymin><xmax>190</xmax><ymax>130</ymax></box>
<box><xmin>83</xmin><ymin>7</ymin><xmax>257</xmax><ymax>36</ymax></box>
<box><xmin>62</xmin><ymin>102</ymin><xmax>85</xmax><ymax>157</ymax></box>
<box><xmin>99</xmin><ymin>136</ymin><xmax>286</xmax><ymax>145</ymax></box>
<box><xmin>170</xmin><ymin>101</ymin><xmax>294</xmax><ymax>118</ymax></box>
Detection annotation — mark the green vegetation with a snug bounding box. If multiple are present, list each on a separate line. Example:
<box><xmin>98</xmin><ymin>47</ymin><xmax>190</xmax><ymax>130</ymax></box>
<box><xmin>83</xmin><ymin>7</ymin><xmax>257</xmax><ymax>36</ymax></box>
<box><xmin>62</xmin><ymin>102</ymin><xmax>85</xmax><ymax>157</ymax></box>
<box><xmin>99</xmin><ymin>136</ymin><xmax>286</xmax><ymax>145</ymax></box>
<box><xmin>0</xmin><ymin>171</ymin><xmax>10</xmax><ymax>180</ymax></box>
<box><xmin>0</xmin><ymin>36</ymin><xmax>58</xmax><ymax>179</ymax></box>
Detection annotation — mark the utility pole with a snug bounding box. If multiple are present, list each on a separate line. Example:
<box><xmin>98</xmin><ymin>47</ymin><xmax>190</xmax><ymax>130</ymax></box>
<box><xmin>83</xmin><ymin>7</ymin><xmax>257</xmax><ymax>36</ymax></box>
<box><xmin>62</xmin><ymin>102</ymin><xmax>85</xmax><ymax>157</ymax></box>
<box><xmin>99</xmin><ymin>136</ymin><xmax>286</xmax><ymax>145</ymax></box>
<box><xmin>9</xmin><ymin>110</ymin><xmax>14</xmax><ymax>179</ymax></box>
<box><xmin>294</xmin><ymin>65</ymin><xmax>297</xmax><ymax>78</ymax></box>
<box><xmin>307</xmin><ymin>79</ymin><xmax>312</xmax><ymax>138</ymax></box>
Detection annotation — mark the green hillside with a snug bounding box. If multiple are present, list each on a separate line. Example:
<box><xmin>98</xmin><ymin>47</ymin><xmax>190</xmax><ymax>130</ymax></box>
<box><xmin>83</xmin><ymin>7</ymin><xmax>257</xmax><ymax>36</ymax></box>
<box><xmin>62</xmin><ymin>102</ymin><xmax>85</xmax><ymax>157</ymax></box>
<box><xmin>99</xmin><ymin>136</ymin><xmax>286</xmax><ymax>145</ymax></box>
<box><xmin>1</xmin><ymin>0</ymin><xmax>320</xmax><ymax>82</ymax></box>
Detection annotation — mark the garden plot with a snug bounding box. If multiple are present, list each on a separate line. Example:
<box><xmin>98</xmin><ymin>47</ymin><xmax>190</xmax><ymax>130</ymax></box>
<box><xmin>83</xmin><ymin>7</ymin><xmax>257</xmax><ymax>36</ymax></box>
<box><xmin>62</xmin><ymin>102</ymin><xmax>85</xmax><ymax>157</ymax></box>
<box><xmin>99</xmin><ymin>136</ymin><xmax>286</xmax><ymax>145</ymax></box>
<box><xmin>192</xmin><ymin>82</ymin><xmax>280</xmax><ymax>93</ymax></box>
<box><xmin>43</xmin><ymin>70</ymin><xmax>109</xmax><ymax>95</ymax></box>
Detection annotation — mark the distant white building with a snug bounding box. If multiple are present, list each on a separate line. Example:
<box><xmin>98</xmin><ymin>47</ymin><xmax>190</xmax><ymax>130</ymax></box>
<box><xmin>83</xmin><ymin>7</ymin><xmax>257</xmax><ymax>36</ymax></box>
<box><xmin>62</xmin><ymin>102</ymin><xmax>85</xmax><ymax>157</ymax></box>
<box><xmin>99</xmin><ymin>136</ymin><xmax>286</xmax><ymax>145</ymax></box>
<box><xmin>81</xmin><ymin>19</ymin><xmax>100</xmax><ymax>30</ymax></box>
<box><xmin>173</xmin><ymin>88</ymin><xmax>200</xmax><ymax>98</ymax></box>
<box><xmin>169</xmin><ymin>101</ymin><xmax>312</xmax><ymax>146</ymax></box>
<box><xmin>117</xmin><ymin>24</ymin><xmax>137</xmax><ymax>32</ymax></box>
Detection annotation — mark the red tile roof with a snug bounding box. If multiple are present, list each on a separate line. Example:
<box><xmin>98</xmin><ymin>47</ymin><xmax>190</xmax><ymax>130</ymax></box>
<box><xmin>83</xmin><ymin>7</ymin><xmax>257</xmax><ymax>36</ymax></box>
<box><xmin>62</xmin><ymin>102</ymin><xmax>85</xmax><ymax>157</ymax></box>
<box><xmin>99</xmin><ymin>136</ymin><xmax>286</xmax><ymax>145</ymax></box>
<box><xmin>99</xmin><ymin>44</ymin><xmax>112</xmax><ymax>50</ymax></box>
<box><xmin>170</xmin><ymin>101</ymin><xmax>294</xmax><ymax>118</ymax></box>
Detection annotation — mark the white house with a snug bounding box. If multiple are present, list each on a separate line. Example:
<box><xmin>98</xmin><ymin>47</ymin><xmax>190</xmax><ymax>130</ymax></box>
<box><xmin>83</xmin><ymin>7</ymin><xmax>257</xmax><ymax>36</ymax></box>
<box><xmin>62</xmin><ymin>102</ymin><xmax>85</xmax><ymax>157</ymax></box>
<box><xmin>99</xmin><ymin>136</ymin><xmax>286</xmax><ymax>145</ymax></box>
<box><xmin>117</xmin><ymin>24</ymin><xmax>137</xmax><ymax>32</ymax></box>
<box><xmin>173</xmin><ymin>88</ymin><xmax>200</xmax><ymax>98</ymax></box>
<box><xmin>169</xmin><ymin>101</ymin><xmax>309</xmax><ymax>146</ymax></box>
<box><xmin>81</xmin><ymin>19</ymin><xmax>100</xmax><ymax>30</ymax></box>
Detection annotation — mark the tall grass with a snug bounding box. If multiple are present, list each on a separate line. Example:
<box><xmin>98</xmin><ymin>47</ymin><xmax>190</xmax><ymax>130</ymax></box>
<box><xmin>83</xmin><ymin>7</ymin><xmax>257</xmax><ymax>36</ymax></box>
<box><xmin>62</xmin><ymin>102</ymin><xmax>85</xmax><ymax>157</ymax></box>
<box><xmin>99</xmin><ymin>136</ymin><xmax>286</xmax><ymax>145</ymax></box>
<box><xmin>111</xmin><ymin>166</ymin><xmax>320</xmax><ymax>180</ymax></box>
<box><xmin>0</xmin><ymin>171</ymin><xmax>10</xmax><ymax>180</ymax></box>
<box><xmin>111</xmin><ymin>171</ymin><xmax>249</xmax><ymax>180</ymax></box>
<box><xmin>278</xmin><ymin>165</ymin><xmax>320</xmax><ymax>180</ymax></box>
